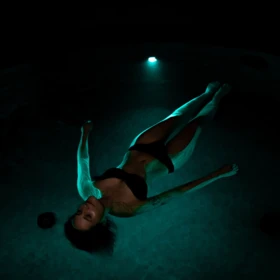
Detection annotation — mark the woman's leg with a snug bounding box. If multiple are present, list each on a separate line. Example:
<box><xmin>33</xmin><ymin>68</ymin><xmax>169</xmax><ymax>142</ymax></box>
<box><xmin>129</xmin><ymin>81</ymin><xmax>221</xmax><ymax>147</ymax></box>
<box><xmin>166</xmin><ymin>84</ymin><xmax>231</xmax><ymax>170</ymax></box>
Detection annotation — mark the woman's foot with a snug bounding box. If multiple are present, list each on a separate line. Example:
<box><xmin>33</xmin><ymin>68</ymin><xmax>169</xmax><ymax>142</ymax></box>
<box><xmin>205</xmin><ymin>81</ymin><xmax>221</xmax><ymax>95</ymax></box>
<box><xmin>212</xmin><ymin>84</ymin><xmax>232</xmax><ymax>103</ymax></box>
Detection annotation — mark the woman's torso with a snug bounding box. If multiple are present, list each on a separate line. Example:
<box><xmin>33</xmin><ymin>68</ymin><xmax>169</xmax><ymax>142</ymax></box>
<box><xmin>94</xmin><ymin>150</ymin><xmax>161</xmax><ymax>217</ymax></box>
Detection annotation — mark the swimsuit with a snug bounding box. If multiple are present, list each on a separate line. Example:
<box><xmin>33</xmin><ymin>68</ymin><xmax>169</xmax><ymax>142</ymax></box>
<box><xmin>129</xmin><ymin>140</ymin><xmax>174</xmax><ymax>173</ymax></box>
<box><xmin>93</xmin><ymin>168</ymin><xmax>148</xmax><ymax>200</ymax></box>
<box><xmin>93</xmin><ymin>141</ymin><xmax>174</xmax><ymax>200</ymax></box>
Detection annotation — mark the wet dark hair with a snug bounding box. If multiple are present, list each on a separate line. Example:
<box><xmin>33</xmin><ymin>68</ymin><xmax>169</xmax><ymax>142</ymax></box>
<box><xmin>64</xmin><ymin>214</ymin><xmax>117</xmax><ymax>256</ymax></box>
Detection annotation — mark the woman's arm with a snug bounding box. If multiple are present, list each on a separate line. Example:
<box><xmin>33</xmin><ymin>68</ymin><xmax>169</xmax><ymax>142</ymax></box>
<box><xmin>77</xmin><ymin>132</ymin><xmax>91</xmax><ymax>182</ymax></box>
<box><xmin>132</xmin><ymin>164</ymin><xmax>239</xmax><ymax>215</ymax></box>
<box><xmin>78</xmin><ymin>121</ymin><xmax>93</xmax><ymax>159</ymax></box>
<box><xmin>77</xmin><ymin>121</ymin><xmax>102</xmax><ymax>200</ymax></box>
<box><xmin>179</xmin><ymin>164</ymin><xmax>239</xmax><ymax>193</ymax></box>
<box><xmin>78</xmin><ymin>132</ymin><xmax>90</xmax><ymax>159</ymax></box>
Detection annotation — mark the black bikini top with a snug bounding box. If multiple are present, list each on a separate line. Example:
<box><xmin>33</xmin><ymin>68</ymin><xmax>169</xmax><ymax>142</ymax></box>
<box><xmin>93</xmin><ymin>168</ymin><xmax>148</xmax><ymax>201</ymax></box>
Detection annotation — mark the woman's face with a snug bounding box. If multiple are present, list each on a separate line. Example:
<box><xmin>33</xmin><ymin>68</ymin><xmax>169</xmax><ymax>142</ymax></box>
<box><xmin>72</xmin><ymin>196</ymin><xmax>105</xmax><ymax>231</ymax></box>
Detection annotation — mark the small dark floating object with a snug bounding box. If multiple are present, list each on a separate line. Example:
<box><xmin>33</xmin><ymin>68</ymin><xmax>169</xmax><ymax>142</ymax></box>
<box><xmin>260</xmin><ymin>212</ymin><xmax>280</xmax><ymax>237</ymax></box>
<box><xmin>37</xmin><ymin>212</ymin><xmax>57</xmax><ymax>229</ymax></box>
<box><xmin>240</xmin><ymin>54</ymin><xmax>268</xmax><ymax>70</ymax></box>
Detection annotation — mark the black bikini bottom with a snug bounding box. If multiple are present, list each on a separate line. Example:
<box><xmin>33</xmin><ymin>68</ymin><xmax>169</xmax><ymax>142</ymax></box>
<box><xmin>128</xmin><ymin>140</ymin><xmax>174</xmax><ymax>173</ymax></box>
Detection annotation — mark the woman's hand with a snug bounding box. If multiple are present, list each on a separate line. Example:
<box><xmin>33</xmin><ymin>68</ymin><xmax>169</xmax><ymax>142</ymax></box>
<box><xmin>81</xmin><ymin>120</ymin><xmax>93</xmax><ymax>134</ymax></box>
<box><xmin>215</xmin><ymin>164</ymin><xmax>239</xmax><ymax>178</ymax></box>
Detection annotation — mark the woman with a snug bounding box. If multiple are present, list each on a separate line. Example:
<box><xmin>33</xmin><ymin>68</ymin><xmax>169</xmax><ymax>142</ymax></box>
<box><xmin>64</xmin><ymin>81</ymin><xmax>239</xmax><ymax>255</ymax></box>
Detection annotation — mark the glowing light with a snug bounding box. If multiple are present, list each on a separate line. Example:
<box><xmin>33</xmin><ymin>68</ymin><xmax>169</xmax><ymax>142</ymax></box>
<box><xmin>148</xmin><ymin>57</ymin><xmax>157</xmax><ymax>63</ymax></box>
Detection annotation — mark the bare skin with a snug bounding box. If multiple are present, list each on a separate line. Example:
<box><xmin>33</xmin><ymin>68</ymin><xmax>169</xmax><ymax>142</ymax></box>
<box><xmin>73</xmin><ymin>82</ymin><xmax>238</xmax><ymax>229</ymax></box>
